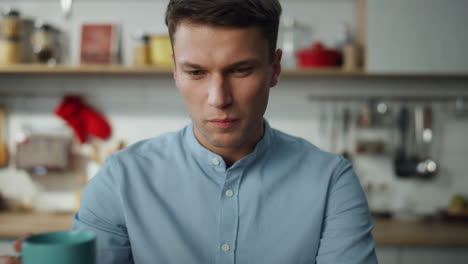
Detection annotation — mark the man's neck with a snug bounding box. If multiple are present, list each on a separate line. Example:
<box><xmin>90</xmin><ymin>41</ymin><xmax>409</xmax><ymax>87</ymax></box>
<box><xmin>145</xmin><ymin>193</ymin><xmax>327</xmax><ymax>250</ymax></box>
<box><xmin>195</xmin><ymin>121</ymin><xmax>265</xmax><ymax>167</ymax></box>
<box><xmin>216</xmin><ymin>138</ymin><xmax>260</xmax><ymax>167</ymax></box>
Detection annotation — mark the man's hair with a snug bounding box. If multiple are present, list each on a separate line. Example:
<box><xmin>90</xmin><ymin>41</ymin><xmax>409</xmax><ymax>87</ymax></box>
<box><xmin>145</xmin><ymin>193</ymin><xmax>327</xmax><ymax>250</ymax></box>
<box><xmin>165</xmin><ymin>0</ymin><xmax>282</xmax><ymax>61</ymax></box>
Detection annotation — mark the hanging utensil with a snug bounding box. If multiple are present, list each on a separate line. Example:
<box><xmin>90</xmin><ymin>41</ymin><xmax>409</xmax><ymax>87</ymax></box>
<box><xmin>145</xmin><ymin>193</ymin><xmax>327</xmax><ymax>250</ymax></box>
<box><xmin>413</xmin><ymin>105</ymin><xmax>424</xmax><ymax>151</ymax></box>
<box><xmin>394</xmin><ymin>106</ymin><xmax>417</xmax><ymax>178</ymax></box>
<box><xmin>61</xmin><ymin>0</ymin><xmax>73</xmax><ymax>19</ymax></box>
<box><xmin>358</xmin><ymin>98</ymin><xmax>372</xmax><ymax>127</ymax></box>
<box><xmin>394</xmin><ymin>106</ymin><xmax>410</xmax><ymax>177</ymax></box>
<box><xmin>417</xmin><ymin>105</ymin><xmax>438</xmax><ymax>179</ymax></box>
<box><xmin>341</xmin><ymin>107</ymin><xmax>351</xmax><ymax>160</ymax></box>
<box><xmin>330</xmin><ymin>103</ymin><xmax>339</xmax><ymax>153</ymax></box>
<box><xmin>0</xmin><ymin>105</ymin><xmax>9</xmax><ymax>167</ymax></box>
<box><xmin>318</xmin><ymin>102</ymin><xmax>328</xmax><ymax>150</ymax></box>
<box><xmin>455</xmin><ymin>96</ymin><xmax>468</xmax><ymax>118</ymax></box>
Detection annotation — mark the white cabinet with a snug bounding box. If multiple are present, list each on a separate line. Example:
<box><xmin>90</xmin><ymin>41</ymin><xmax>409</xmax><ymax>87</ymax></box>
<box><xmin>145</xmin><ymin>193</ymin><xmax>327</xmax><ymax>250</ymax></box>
<box><xmin>366</xmin><ymin>0</ymin><xmax>468</xmax><ymax>73</ymax></box>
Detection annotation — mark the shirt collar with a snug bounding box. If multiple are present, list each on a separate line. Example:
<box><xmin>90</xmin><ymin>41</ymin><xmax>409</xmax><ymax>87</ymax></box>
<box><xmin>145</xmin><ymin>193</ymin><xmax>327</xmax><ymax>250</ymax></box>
<box><xmin>183</xmin><ymin>119</ymin><xmax>274</xmax><ymax>170</ymax></box>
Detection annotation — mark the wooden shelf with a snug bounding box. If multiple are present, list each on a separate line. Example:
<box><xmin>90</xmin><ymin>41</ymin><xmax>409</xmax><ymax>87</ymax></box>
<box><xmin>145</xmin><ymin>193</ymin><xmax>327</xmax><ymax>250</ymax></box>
<box><xmin>0</xmin><ymin>64</ymin><xmax>363</xmax><ymax>77</ymax></box>
<box><xmin>0</xmin><ymin>64</ymin><xmax>173</xmax><ymax>75</ymax></box>
<box><xmin>281</xmin><ymin>67</ymin><xmax>365</xmax><ymax>77</ymax></box>
<box><xmin>0</xmin><ymin>64</ymin><xmax>467</xmax><ymax>78</ymax></box>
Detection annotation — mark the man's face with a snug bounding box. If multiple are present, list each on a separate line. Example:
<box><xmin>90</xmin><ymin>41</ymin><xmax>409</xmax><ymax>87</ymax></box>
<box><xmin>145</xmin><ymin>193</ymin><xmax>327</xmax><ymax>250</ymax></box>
<box><xmin>172</xmin><ymin>22</ymin><xmax>281</xmax><ymax>151</ymax></box>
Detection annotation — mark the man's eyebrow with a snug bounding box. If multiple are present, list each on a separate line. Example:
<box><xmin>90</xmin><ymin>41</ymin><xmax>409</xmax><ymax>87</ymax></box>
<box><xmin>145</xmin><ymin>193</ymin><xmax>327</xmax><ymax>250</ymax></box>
<box><xmin>227</xmin><ymin>59</ymin><xmax>260</xmax><ymax>68</ymax></box>
<box><xmin>179</xmin><ymin>59</ymin><xmax>260</xmax><ymax>69</ymax></box>
<box><xmin>180</xmin><ymin>62</ymin><xmax>204</xmax><ymax>69</ymax></box>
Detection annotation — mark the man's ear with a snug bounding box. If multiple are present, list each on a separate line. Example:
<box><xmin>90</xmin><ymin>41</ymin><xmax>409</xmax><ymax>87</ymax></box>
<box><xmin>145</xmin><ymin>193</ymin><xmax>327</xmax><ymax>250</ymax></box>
<box><xmin>270</xmin><ymin>49</ymin><xmax>282</xmax><ymax>88</ymax></box>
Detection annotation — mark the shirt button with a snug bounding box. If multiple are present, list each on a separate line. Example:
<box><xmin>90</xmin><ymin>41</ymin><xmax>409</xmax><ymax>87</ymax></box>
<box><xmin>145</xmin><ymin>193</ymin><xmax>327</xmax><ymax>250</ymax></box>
<box><xmin>221</xmin><ymin>243</ymin><xmax>230</xmax><ymax>252</ymax></box>
<box><xmin>225</xmin><ymin>189</ymin><xmax>234</xmax><ymax>197</ymax></box>
<box><xmin>211</xmin><ymin>158</ymin><xmax>220</xmax><ymax>165</ymax></box>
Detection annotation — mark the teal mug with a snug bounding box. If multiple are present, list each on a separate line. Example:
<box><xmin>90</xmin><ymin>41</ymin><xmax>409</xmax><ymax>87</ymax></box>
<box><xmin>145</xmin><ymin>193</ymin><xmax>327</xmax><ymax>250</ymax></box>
<box><xmin>18</xmin><ymin>230</ymin><xmax>96</xmax><ymax>264</ymax></box>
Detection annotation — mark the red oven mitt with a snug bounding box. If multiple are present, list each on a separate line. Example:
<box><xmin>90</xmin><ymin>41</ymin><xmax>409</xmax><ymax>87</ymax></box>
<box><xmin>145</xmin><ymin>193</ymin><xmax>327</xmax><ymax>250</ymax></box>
<box><xmin>54</xmin><ymin>95</ymin><xmax>112</xmax><ymax>143</ymax></box>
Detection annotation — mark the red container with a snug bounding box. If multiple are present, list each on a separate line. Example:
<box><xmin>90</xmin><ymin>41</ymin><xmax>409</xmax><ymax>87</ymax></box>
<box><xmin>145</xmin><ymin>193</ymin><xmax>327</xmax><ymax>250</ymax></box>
<box><xmin>295</xmin><ymin>42</ymin><xmax>342</xmax><ymax>68</ymax></box>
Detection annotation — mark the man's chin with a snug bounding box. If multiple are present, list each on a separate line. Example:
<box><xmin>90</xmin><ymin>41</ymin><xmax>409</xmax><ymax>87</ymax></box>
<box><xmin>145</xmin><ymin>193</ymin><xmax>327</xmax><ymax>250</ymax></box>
<box><xmin>205</xmin><ymin>135</ymin><xmax>244</xmax><ymax>149</ymax></box>
<box><xmin>194</xmin><ymin>124</ymin><xmax>246</xmax><ymax>149</ymax></box>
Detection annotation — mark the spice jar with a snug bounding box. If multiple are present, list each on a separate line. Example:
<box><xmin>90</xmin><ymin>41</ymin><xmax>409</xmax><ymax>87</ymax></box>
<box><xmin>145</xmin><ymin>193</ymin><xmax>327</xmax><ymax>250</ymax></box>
<box><xmin>1</xmin><ymin>8</ymin><xmax>21</xmax><ymax>39</ymax></box>
<box><xmin>342</xmin><ymin>43</ymin><xmax>362</xmax><ymax>72</ymax></box>
<box><xmin>0</xmin><ymin>39</ymin><xmax>20</xmax><ymax>65</ymax></box>
<box><xmin>132</xmin><ymin>33</ymin><xmax>150</xmax><ymax>66</ymax></box>
<box><xmin>31</xmin><ymin>23</ymin><xmax>56</xmax><ymax>63</ymax></box>
<box><xmin>150</xmin><ymin>34</ymin><xmax>173</xmax><ymax>67</ymax></box>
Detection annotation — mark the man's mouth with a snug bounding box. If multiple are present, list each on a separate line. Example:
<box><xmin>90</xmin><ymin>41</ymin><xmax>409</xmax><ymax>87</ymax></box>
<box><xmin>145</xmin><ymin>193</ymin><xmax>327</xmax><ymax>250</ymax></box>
<box><xmin>208</xmin><ymin>118</ymin><xmax>239</xmax><ymax>129</ymax></box>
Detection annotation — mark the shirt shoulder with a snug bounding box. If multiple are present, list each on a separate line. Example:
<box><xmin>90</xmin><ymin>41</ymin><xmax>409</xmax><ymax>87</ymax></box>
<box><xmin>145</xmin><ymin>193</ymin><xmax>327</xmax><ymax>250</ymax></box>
<box><xmin>272</xmin><ymin>128</ymin><xmax>342</xmax><ymax>163</ymax></box>
<box><xmin>111</xmin><ymin>126</ymin><xmax>187</xmax><ymax>162</ymax></box>
<box><xmin>270</xmin><ymin>128</ymin><xmax>352</xmax><ymax>184</ymax></box>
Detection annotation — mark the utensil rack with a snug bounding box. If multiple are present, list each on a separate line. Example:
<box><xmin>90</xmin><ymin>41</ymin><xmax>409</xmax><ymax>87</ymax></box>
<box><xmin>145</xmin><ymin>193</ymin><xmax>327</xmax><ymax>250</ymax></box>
<box><xmin>307</xmin><ymin>95</ymin><xmax>466</xmax><ymax>103</ymax></box>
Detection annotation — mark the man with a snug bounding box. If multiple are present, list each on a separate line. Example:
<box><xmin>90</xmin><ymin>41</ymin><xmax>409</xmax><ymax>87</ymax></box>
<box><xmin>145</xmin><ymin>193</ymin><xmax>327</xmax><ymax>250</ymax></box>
<box><xmin>1</xmin><ymin>0</ymin><xmax>377</xmax><ymax>263</ymax></box>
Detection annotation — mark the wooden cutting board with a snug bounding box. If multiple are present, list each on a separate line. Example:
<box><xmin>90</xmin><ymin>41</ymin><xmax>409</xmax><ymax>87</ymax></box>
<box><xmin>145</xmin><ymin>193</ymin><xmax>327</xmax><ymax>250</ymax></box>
<box><xmin>0</xmin><ymin>105</ymin><xmax>9</xmax><ymax>167</ymax></box>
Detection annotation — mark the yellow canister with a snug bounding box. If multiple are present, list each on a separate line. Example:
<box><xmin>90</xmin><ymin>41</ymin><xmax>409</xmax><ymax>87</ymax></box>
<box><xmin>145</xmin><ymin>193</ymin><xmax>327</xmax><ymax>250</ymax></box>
<box><xmin>149</xmin><ymin>35</ymin><xmax>173</xmax><ymax>67</ymax></box>
<box><xmin>342</xmin><ymin>43</ymin><xmax>362</xmax><ymax>72</ymax></box>
<box><xmin>0</xmin><ymin>39</ymin><xmax>20</xmax><ymax>65</ymax></box>
<box><xmin>134</xmin><ymin>45</ymin><xmax>150</xmax><ymax>66</ymax></box>
<box><xmin>133</xmin><ymin>34</ymin><xmax>150</xmax><ymax>66</ymax></box>
<box><xmin>1</xmin><ymin>9</ymin><xmax>21</xmax><ymax>39</ymax></box>
<box><xmin>1</xmin><ymin>17</ymin><xmax>20</xmax><ymax>39</ymax></box>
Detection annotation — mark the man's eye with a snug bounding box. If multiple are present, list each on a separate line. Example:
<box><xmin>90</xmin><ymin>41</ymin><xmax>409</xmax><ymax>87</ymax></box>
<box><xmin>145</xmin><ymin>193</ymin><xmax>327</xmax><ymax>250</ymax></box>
<box><xmin>231</xmin><ymin>67</ymin><xmax>253</xmax><ymax>75</ymax></box>
<box><xmin>188</xmin><ymin>70</ymin><xmax>204</xmax><ymax>76</ymax></box>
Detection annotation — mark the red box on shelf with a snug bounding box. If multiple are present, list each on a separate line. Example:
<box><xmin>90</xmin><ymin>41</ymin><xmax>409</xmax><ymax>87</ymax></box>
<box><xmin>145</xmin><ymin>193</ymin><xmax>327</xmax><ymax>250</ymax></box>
<box><xmin>80</xmin><ymin>24</ymin><xmax>120</xmax><ymax>64</ymax></box>
<box><xmin>295</xmin><ymin>42</ymin><xmax>342</xmax><ymax>68</ymax></box>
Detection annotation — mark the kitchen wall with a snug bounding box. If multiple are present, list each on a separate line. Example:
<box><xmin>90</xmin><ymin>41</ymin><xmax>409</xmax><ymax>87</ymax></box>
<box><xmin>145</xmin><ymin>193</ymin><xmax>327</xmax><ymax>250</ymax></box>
<box><xmin>1</xmin><ymin>0</ymin><xmax>468</xmax><ymax>217</ymax></box>
<box><xmin>367</xmin><ymin>0</ymin><xmax>468</xmax><ymax>73</ymax></box>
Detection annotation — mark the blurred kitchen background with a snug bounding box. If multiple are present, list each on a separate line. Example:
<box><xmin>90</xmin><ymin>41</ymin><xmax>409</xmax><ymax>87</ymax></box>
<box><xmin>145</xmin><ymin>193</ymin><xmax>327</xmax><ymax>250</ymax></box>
<box><xmin>1</xmin><ymin>0</ymin><xmax>468</xmax><ymax>263</ymax></box>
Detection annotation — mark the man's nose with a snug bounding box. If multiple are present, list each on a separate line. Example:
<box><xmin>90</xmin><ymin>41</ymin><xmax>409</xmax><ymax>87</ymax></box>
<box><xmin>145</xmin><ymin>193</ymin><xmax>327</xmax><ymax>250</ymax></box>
<box><xmin>207</xmin><ymin>74</ymin><xmax>232</xmax><ymax>108</ymax></box>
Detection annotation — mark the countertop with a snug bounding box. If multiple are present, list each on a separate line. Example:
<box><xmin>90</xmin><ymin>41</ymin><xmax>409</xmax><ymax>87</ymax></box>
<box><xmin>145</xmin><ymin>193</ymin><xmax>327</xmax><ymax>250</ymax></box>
<box><xmin>373</xmin><ymin>218</ymin><xmax>468</xmax><ymax>247</ymax></box>
<box><xmin>0</xmin><ymin>212</ymin><xmax>73</xmax><ymax>240</ymax></box>
<box><xmin>1</xmin><ymin>212</ymin><xmax>468</xmax><ymax>247</ymax></box>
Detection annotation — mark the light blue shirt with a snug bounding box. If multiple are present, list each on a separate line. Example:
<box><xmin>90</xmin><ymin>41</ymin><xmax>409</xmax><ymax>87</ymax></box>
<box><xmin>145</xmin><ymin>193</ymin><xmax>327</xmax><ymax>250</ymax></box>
<box><xmin>73</xmin><ymin>120</ymin><xmax>377</xmax><ymax>264</ymax></box>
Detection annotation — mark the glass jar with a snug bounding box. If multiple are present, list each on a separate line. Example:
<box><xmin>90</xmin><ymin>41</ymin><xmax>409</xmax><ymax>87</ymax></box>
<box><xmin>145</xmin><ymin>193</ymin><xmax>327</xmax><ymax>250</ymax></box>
<box><xmin>278</xmin><ymin>17</ymin><xmax>313</xmax><ymax>69</ymax></box>
<box><xmin>1</xmin><ymin>8</ymin><xmax>21</xmax><ymax>40</ymax></box>
<box><xmin>132</xmin><ymin>33</ymin><xmax>150</xmax><ymax>66</ymax></box>
<box><xmin>0</xmin><ymin>38</ymin><xmax>20</xmax><ymax>64</ymax></box>
<box><xmin>31</xmin><ymin>23</ymin><xmax>56</xmax><ymax>63</ymax></box>
<box><xmin>150</xmin><ymin>34</ymin><xmax>173</xmax><ymax>67</ymax></box>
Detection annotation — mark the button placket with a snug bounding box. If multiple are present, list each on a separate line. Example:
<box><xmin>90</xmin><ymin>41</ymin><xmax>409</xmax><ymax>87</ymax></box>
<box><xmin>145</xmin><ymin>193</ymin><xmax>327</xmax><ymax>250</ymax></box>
<box><xmin>211</xmin><ymin>157</ymin><xmax>220</xmax><ymax>166</ymax></box>
<box><xmin>221</xmin><ymin>243</ymin><xmax>230</xmax><ymax>252</ymax></box>
<box><xmin>216</xmin><ymin>172</ymin><xmax>241</xmax><ymax>264</ymax></box>
<box><xmin>225</xmin><ymin>189</ymin><xmax>234</xmax><ymax>197</ymax></box>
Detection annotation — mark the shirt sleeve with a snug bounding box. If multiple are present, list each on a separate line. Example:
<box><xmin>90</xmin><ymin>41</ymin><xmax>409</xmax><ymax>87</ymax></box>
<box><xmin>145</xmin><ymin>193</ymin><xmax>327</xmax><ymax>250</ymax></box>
<box><xmin>315</xmin><ymin>158</ymin><xmax>378</xmax><ymax>264</ymax></box>
<box><xmin>72</xmin><ymin>156</ymin><xmax>134</xmax><ymax>264</ymax></box>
